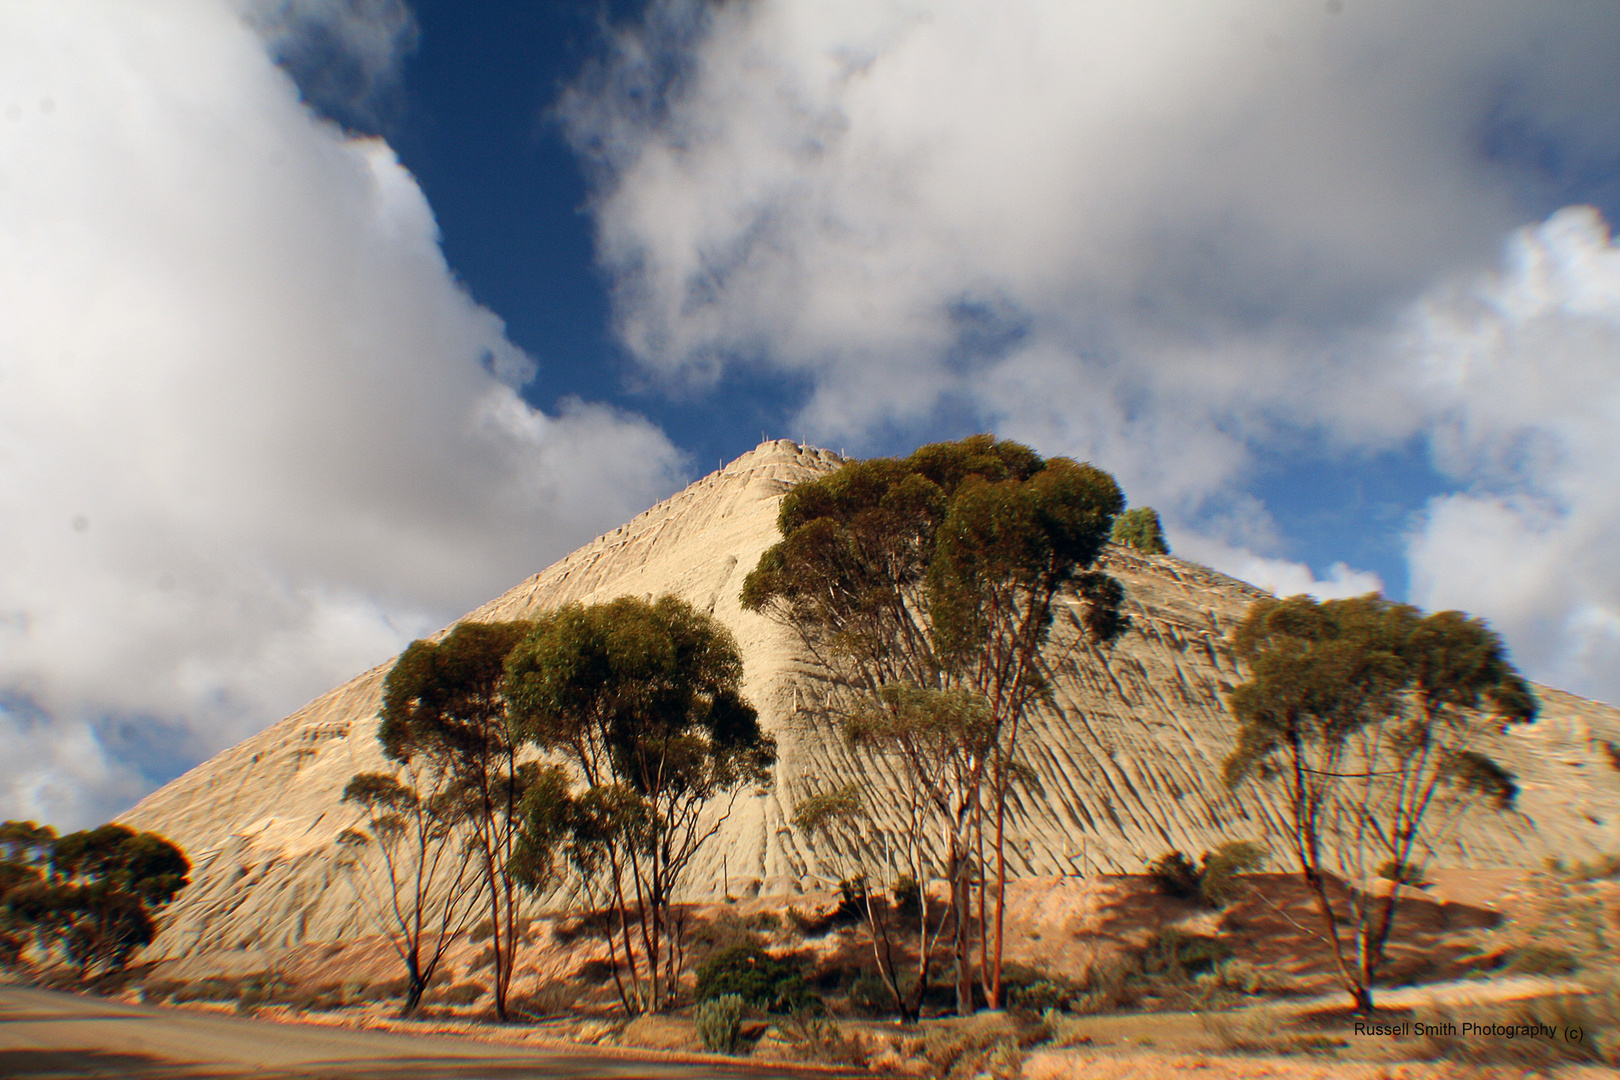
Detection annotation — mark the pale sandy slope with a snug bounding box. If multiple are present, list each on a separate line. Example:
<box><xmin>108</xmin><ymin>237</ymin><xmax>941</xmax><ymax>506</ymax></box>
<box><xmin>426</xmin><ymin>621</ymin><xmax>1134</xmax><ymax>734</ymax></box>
<box><xmin>119</xmin><ymin>440</ymin><xmax>1620</xmax><ymax>963</ymax></box>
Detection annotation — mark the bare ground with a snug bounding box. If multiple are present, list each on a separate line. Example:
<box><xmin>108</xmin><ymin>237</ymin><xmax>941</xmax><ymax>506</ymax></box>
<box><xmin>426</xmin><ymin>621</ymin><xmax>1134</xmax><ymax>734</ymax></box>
<box><xmin>108</xmin><ymin>871</ymin><xmax>1618</xmax><ymax>1079</ymax></box>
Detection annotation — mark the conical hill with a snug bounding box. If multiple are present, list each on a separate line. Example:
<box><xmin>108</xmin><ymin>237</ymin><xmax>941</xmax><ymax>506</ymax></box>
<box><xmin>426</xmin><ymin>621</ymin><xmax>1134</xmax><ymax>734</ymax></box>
<box><xmin>119</xmin><ymin>440</ymin><xmax>1620</xmax><ymax>962</ymax></box>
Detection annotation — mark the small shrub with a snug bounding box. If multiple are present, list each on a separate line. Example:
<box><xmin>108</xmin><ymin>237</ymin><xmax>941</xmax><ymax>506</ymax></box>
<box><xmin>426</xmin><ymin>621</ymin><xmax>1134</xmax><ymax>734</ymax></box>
<box><xmin>1012</xmin><ymin>980</ymin><xmax>1069</xmax><ymax>1013</ymax></box>
<box><xmin>235</xmin><ymin>974</ymin><xmax>290</xmax><ymax>1014</ymax></box>
<box><xmin>1378</xmin><ymin>859</ymin><xmax>1427</xmax><ymax>887</ymax></box>
<box><xmin>691</xmin><ymin>910</ymin><xmax>765</xmax><ymax>954</ymax></box>
<box><xmin>781</xmin><ymin>1009</ymin><xmax>864</xmax><ymax>1065</ymax></box>
<box><xmin>847</xmin><ymin>973</ymin><xmax>893</xmax><ymax>1016</ymax></box>
<box><xmin>1204</xmin><ymin>958</ymin><xmax>1265</xmax><ymax>995</ymax></box>
<box><xmin>1148</xmin><ymin>843</ymin><xmax>1266</xmax><ymax>908</ymax></box>
<box><xmin>696</xmin><ymin>994</ymin><xmax>746</xmax><ymax>1054</ymax></box>
<box><xmin>890</xmin><ymin>874</ymin><xmax>921</xmax><ymax>921</ymax></box>
<box><xmin>744</xmin><ymin>910</ymin><xmax>781</xmax><ymax>934</ymax></box>
<box><xmin>1139</xmin><ymin>927</ymin><xmax>1231</xmax><ymax>980</ymax></box>
<box><xmin>287</xmin><ymin>983</ymin><xmax>346</xmax><ymax>1012</ymax></box>
<box><xmin>694</xmin><ymin>943</ymin><xmax>817</xmax><ymax>1013</ymax></box>
<box><xmin>1147</xmin><ymin>851</ymin><xmax>1201</xmax><ymax>901</ymax></box>
<box><xmin>1199</xmin><ymin>841</ymin><xmax>1266</xmax><ymax>906</ymax></box>
<box><xmin>1001</xmin><ymin>964</ymin><xmax>1080</xmax><ymax>1014</ymax></box>
<box><xmin>987</xmin><ymin>1038</ymin><xmax>1025</xmax><ymax>1080</ymax></box>
<box><xmin>171</xmin><ymin>977</ymin><xmax>241</xmax><ymax>1003</ymax></box>
<box><xmin>140</xmin><ymin>979</ymin><xmax>185</xmax><ymax>1004</ymax></box>
<box><xmin>1070</xmin><ymin>956</ymin><xmax>1136</xmax><ymax>1014</ymax></box>
<box><xmin>511</xmin><ymin>981</ymin><xmax>580</xmax><ymax>1020</ymax></box>
<box><xmin>553</xmin><ymin>908</ymin><xmax>620</xmax><ymax>944</ymax></box>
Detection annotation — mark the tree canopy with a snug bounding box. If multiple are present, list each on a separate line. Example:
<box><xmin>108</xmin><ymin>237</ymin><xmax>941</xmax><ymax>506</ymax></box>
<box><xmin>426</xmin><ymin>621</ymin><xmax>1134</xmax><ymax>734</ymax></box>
<box><xmin>0</xmin><ymin>821</ymin><xmax>188</xmax><ymax>980</ymax></box>
<box><xmin>1224</xmin><ymin>593</ymin><xmax>1535</xmax><ymax>1012</ymax></box>
<box><xmin>378</xmin><ymin>619</ymin><xmax>534</xmax><ymax>1022</ymax></box>
<box><xmin>505</xmin><ymin>595</ymin><xmax>774</xmax><ymax>1014</ymax></box>
<box><xmin>742</xmin><ymin>434</ymin><xmax>1126</xmax><ymax>1013</ymax></box>
<box><xmin>1111</xmin><ymin>506</ymin><xmax>1169</xmax><ymax>554</ymax></box>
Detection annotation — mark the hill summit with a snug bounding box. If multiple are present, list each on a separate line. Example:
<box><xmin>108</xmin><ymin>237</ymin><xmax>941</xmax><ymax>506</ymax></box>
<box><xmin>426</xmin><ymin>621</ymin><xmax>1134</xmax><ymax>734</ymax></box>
<box><xmin>120</xmin><ymin>440</ymin><xmax>1620</xmax><ymax>963</ymax></box>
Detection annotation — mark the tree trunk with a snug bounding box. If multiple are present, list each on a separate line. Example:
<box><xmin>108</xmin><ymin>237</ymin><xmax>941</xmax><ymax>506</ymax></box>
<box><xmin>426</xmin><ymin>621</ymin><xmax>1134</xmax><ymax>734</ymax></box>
<box><xmin>989</xmin><ymin>787</ymin><xmax>1008</xmax><ymax>1010</ymax></box>
<box><xmin>401</xmin><ymin>952</ymin><xmax>426</xmax><ymax>1017</ymax></box>
<box><xmin>952</xmin><ymin>848</ymin><xmax>974</xmax><ymax>1016</ymax></box>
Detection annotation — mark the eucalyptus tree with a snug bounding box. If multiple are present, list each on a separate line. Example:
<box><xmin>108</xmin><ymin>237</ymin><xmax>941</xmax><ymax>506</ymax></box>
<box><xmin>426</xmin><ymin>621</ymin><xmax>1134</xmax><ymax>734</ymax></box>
<box><xmin>1110</xmin><ymin>506</ymin><xmax>1169</xmax><ymax>554</ymax></box>
<box><xmin>742</xmin><ymin>435</ymin><xmax>1126</xmax><ymax>1012</ymax></box>
<box><xmin>379</xmin><ymin>620</ymin><xmax>534</xmax><ymax>1022</ymax></box>
<box><xmin>504</xmin><ymin>595</ymin><xmax>775</xmax><ymax>1015</ymax></box>
<box><xmin>1</xmin><ymin>821</ymin><xmax>188</xmax><ymax>981</ymax></box>
<box><xmin>1224</xmin><ymin>594</ymin><xmax>1535</xmax><ymax>1013</ymax></box>
<box><xmin>793</xmin><ymin>775</ymin><xmax>952</xmax><ymax>1023</ymax></box>
<box><xmin>339</xmin><ymin>762</ymin><xmax>484</xmax><ymax>1017</ymax></box>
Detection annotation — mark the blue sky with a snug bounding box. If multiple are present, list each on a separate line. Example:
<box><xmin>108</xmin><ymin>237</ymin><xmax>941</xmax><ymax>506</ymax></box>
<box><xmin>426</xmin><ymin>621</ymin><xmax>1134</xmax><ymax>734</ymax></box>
<box><xmin>3</xmin><ymin>0</ymin><xmax>1620</xmax><ymax>826</ymax></box>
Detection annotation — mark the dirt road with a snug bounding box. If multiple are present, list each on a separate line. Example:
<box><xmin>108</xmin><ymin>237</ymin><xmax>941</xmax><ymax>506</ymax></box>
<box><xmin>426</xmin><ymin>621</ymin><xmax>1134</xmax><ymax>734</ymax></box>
<box><xmin>0</xmin><ymin>985</ymin><xmax>853</xmax><ymax>1079</ymax></box>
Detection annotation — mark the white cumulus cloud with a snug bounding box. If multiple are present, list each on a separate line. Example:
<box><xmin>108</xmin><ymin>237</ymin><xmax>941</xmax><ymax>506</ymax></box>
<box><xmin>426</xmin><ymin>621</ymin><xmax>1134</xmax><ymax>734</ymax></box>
<box><xmin>568</xmin><ymin>0</ymin><xmax>1620</xmax><ymax>700</ymax></box>
<box><xmin>0</xmin><ymin>0</ymin><xmax>683</xmax><ymax>827</ymax></box>
<box><xmin>1403</xmin><ymin>209</ymin><xmax>1620</xmax><ymax>704</ymax></box>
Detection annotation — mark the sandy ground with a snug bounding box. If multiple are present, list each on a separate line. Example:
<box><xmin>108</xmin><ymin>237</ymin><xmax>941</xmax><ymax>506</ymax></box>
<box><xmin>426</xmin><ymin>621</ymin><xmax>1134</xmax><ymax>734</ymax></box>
<box><xmin>111</xmin><ymin>869</ymin><xmax>1618</xmax><ymax>1080</ymax></box>
<box><xmin>0</xmin><ymin>983</ymin><xmax>868</xmax><ymax>1079</ymax></box>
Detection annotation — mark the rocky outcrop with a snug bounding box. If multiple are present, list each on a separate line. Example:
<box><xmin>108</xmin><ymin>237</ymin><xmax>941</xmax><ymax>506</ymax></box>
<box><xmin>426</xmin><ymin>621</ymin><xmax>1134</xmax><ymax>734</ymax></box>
<box><xmin>119</xmin><ymin>440</ymin><xmax>1620</xmax><ymax>962</ymax></box>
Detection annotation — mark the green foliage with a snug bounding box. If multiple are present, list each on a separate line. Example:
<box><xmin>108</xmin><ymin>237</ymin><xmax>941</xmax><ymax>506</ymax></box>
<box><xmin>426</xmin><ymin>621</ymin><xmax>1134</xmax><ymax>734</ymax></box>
<box><xmin>0</xmin><ymin>821</ymin><xmax>188</xmax><ymax>980</ymax></box>
<box><xmin>1224</xmin><ymin>592</ymin><xmax>1534</xmax><ymax>1011</ymax></box>
<box><xmin>1138</xmin><ymin>928</ymin><xmax>1232</xmax><ymax>981</ymax></box>
<box><xmin>379</xmin><ymin>621</ymin><xmax>533</xmax><ymax>767</ymax></box>
<box><xmin>695</xmin><ymin>994</ymin><xmax>746</xmax><ymax>1054</ymax></box>
<box><xmin>1200</xmin><ymin>841</ymin><xmax>1268</xmax><ymax>906</ymax></box>
<box><xmin>1225</xmin><ymin>595</ymin><xmax>1534</xmax><ymax>790</ymax></box>
<box><xmin>693</xmin><ymin>943</ymin><xmax>817</xmax><ymax>1014</ymax></box>
<box><xmin>504</xmin><ymin>595</ymin><xmax>775</xmax><ymax>1014</ymax></box>
<box><xmin>1146</xmin><ymin>842</ymin><xmax>1266</xmax><ymax>908</ymax></box>
<box><xmin>742</xmin><ymin>435</ymin><xmax>1128</xmax><ymax>1014</ymax></box>
<box><xmin>376</xmin><ymin>619</ymin><xmax>535</xmax><ymax>1021</ymax></box>
<box><xmin>1146</xmin><ymin>852</ymin><xmax>1200</xmax><ymax>902</ymax></box>
<box><xmin>1111</xmin><ymin>506</ymin><xmax>1169</xmax><ymax>554</ymax></box>
<box><xmin>1377</xmin><ymin>859</ymin><xmax>1427</xmax><ymax>887</ymax></box>
<box><xmin>779</xmin><ymin>1009</ymin><xmax>864</xmax><ymax>1065</ymax></box>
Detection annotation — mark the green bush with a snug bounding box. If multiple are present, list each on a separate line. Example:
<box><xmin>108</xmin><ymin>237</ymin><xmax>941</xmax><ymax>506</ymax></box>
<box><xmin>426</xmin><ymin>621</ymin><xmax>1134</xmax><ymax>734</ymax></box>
<box><xmin>1001</xmin><ymin>962</ymin><xmax>1081</xmax><ymax>1014</ymax></box>
<box><xmin>1147</xmin><ymin>842</ymin><xmax>1266</xmax><ymax>908</ymax></box>
<box><xmin>694</xmin><ymin>943</ymin><xmax>817</xmax><ymax>1013</ymax></box>
<box><xmin>695</xmin><ymin>994</ymin><xmax>746</xmax><ymax>1054</ymax></box>
<box><xmin>1010</xmin><ymin>979</ymin><xmax>1071</xmax><ymax>1014</ymax></box>
<box><xmin>1139</xmin><ymin>928</ymin><xmax>1232</xmax><ymax>980</ymax></box>
<box><xmin>1147</xmin><ymin>852</ymin><xmax>1201</xmax><ymax>901</ymax></box>
<box><xmin>1199</xmin><ymin>841</ymin><xmax>1266</xmax><ymax>906</ymax></box>
<box><xmin>1377</xmin><ymin>859</ymin><xmax>1427</xmax><ymax>887</ymax></box>
<box><xmin>1112</xmin><ymin>507</ymin><xmax>1169</xmax><ymax>554</ymax></box>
